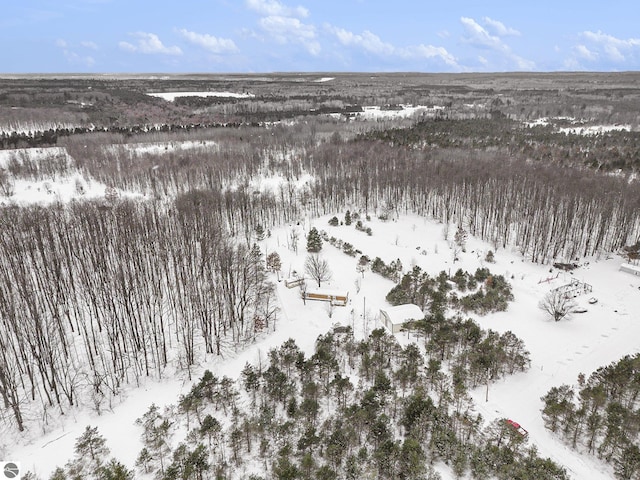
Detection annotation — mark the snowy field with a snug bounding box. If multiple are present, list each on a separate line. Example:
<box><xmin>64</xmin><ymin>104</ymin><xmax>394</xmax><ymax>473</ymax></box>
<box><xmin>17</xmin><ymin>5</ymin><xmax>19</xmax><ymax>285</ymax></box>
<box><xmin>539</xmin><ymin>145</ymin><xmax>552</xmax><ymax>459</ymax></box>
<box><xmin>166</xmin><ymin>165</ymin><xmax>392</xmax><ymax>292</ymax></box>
<box><xmin>147</xmin><ymin>91</ymin><xmax>255</xmax><ymax>101</ymax></box>
<box><xmin>7</xmin><ymin>210</ymin><xmax>640</xmax><ymax>479</ymax></box>
<box><xmin>524</xmin><ymin>117</ymin><xmax>633</xmax><ymax>135</ymax></box>
<box><xmin>558</xmin><ymin>124</ymin><xmax>631</xmax><ymax>135</ymax></box>
<box><xmin>0</xmin><ymin>146</ymin><xmax>147</xmax><ymax>205</ymax></box>
<box><xmin>354</xmin><ymin>105</ymin><xmax>446</xmax><ymax>120</ymax></box>
<box><xmin>1</xmin><ymin>175</ymin><xmax>140</xmax><ymax>205</ymax></box>
<box><xmin>104</xmin><ymin>139</ymin><xmax>218</xmax><ymax>156</ymax></box>
<box><xmin>0</xmin><ymin>146</ymin><xmax>73</xmax><ymax>169</ymax></box>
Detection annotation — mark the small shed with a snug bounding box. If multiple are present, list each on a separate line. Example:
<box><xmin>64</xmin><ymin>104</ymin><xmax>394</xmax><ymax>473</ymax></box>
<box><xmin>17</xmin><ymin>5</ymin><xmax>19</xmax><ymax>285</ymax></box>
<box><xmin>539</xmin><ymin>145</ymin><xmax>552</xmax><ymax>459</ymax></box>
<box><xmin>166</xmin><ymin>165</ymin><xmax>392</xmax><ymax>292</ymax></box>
<box><xmin>620</xmin><ymin>263</ymin><xmax>640</xmax><ymax>276</ymax></box>
<box><xmin>302</xmin><ymin>288</ymin><xmax>349</xmax><ymax>306</ymax></box>
<box><xmin>379</xmin><ymin>304</ymin><xmax>424</xmax><ymax>334</ymax></box>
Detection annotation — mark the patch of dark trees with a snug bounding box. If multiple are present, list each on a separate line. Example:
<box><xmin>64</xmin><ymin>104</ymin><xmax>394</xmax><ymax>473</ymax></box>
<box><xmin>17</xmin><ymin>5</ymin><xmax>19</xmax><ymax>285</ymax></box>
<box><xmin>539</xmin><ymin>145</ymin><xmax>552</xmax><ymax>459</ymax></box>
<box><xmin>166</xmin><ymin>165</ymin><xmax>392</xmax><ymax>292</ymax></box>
<box><xmin>541</xmin><ymin>354</ymin><xmax>640</xmax><ymax>479</ymax></box>
<box><xmin>0</xmin><ymin>122</ymin><xmax>259</xmax><ymax>150</ymax></box>
<box><xmin>384</xmin><ymin>265</ymin><xmax>513</xmax><ymax>316</ymax></box>
<box><xmin>45</xmin><ymin>329</ymin><xmax>561</xmax><ymax>480</ymax></box>
<box><xmin>360</xmin><ymin>117</ymin><xmax>640</xmax><ymax>172</ymax></box>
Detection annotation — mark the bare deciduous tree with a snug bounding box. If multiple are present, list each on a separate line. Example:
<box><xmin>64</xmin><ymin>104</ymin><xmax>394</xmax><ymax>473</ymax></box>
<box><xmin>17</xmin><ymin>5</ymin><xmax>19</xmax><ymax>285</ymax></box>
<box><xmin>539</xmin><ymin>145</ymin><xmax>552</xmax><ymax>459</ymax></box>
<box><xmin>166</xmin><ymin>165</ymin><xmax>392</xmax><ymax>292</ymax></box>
<box><xmin>539</xmin><ymin>290</ymin><xmax>577</xmax><ymax>322</ymax></box>
<box><xmin>289</xmin><ymin>229</ymin><xmax>299</xmax><ymax>254</ymax></box>
<box><xmin>304</xmin><ymin>254</ymin><xmax>332</xmax><ymax>288</ymax></box>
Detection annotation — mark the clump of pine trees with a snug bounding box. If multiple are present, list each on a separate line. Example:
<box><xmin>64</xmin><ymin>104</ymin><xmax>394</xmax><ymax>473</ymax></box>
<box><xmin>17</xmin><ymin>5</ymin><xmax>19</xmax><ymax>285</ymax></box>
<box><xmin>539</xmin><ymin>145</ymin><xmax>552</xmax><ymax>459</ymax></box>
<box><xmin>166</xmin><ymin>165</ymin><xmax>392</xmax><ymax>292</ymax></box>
<box><xmin>541</xmin><ymin>354</ymin><xmax>640</xmax><ymax>479</ymax></box>
<box><xmin>385</xmin><ymin>265</ymin><xmax>513</xmax><ymax>315</ymax></box>
<box><xmin>43</xmin><ymin>329</ymin><xmax>558</xmax><ymax>480</ymax></box>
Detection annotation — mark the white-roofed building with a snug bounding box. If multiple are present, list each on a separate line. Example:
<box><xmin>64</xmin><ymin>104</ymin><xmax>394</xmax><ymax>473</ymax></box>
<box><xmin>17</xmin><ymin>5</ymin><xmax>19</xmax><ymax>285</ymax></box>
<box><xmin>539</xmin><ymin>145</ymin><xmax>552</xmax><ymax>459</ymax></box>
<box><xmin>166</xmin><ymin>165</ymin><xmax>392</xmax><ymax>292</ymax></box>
<box><xmin>379</xmin><ymin>304</ymin><xmax>424</xmax><ymax>334</ymax></box>
<box><xmin>620</xmin><ymin>263</ymin><xmax>640</xmax><ymax>276</ymax></box>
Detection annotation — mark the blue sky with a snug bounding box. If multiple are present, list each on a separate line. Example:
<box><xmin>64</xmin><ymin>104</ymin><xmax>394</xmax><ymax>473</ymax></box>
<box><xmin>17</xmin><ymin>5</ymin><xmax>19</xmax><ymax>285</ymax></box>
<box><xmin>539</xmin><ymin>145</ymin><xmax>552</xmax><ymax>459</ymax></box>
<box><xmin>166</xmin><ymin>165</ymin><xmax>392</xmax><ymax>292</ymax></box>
<box><xmin>2</xmin><ymin>0</ymin><xmax>639</xmax><ymax>73</ymax></box>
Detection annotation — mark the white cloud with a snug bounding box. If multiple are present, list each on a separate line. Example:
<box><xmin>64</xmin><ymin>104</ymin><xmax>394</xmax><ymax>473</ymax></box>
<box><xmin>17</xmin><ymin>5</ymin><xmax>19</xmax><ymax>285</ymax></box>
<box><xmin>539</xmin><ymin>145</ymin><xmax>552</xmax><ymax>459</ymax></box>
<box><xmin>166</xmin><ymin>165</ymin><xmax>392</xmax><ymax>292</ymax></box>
<box><xmin>563</xmin><ymin>57</ymin><xmax>585</xmax><ymax>71</ymax></box>
<box><xmin>402</xmin><ymin>45</ymin><xmax>459</xmax><ymax>67</ymax></box>
<box><xmin>59</xmin><ymin>49</ymin><xmax>95</xmax><ymax>67</ymax></box>
<box><xmin>329</xmin><ymin>26</ymin><xmax>394</xmax><ymax>56</ymax></box>
<box><xmin>54</xmin><ymin>39</ymin><xmax>96</xmax><ymax>67</ymax></box>
<box><xmin>575</xmin><ymin>44</ymin><xmax>598</xmax><ymax>61</ymax></box>
<box><xmin>460</xmin><ymin>16</ymin><xmax>534</xmax><ymax>70</ymax></box>
<box><xmin>460</xmin><ymin>17</ymin><xmax>505</xmax><ymax>51</ymax></box>
<box><xmin>483</xmin><ymin>17</ymin><xmax>520</xmax><ymax>37</ymax></box>
<box><xmin>119</xmin><ymin>32</ymin><xmax>182</xmax><ymax>55</ymax></box>
<box><xmin>512</xmin><ymin>54</ymin><xmax>535</xmax><ymax>70</ymax></box>
<box><xmin>178</xmin><ymin>29</ymin><xmax>237</xmax><ymax>54</ymax></box>
<box><xmin>246</xmin><ymin>0</ymin><xmax>308</xmax><ymax>18</ymax></box>
<box><xmin>326</xmin><ymin>25</ymin><xmax>458</xmax><ymax>68</ymax></box>
<box><xmin>581</xmin><ymin>30</ymin><xmax>640</xmax><ymax>62</ymax></box>
<box><xmin>80</xmin><ymin>41</ymin><xmax>98</xmax><ymax>50</ymax></box>
<box><xmin>259</xmin><ymin>16</ymin><xmax>319</xmax><ymax>55</ymax></box>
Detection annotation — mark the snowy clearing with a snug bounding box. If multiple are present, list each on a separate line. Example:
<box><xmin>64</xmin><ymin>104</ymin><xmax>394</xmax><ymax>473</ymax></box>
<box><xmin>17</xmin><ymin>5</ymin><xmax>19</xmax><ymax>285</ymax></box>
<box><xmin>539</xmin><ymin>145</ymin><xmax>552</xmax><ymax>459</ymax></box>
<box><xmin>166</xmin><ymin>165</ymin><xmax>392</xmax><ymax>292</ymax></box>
<box><xmin>0</xmin><ymin>145</ymin><xmax>147</xmax><ymax>204</ymax></box>
<box><xmin>104</xmin><ymin>139</ymin><xmax>218</xmax><ymax>156</ymax></box>
<box><xmin>0</xmin><ymin>146</ymin><xmax>73</xmax><ymax>168</ymax></box>
<box><xmin>558</xmin><ymin>124</ymin><xmax>631</xmax><ymax>135</ymax></box>
<box><xmin>523</xmin><ymin>117</ymin><xmax>633</xmax><ymax>136</ymax></box>
<box><xmin>0</xmin><ymin>174</ymin><xmax>144</xmax><ymax>206</ymax></box>
<box><xmin>147</xmin><ymin>91</ymin><xmax>255</xmax><ymax>101</ymax></box>
<box><xmin>225</xmin><ymin>172</ymin><xmax>315</xmax><ymax>196</ymax></box>
<box><xmin>7</xmin><ymin>211</ymin><xmax>638</xmax><ymax>479</ymax></box>
<box><xmin>354</xmin><ymin>105</ymin><xmax>446</xmax><ymax>120</ymax></box>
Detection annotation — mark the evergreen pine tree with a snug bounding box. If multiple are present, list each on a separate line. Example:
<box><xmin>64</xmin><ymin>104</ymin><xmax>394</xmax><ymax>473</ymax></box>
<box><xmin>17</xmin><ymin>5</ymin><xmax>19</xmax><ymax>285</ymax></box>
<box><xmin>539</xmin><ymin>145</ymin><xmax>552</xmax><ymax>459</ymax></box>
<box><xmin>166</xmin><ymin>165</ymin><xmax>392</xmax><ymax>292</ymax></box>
<box><xmin>306</xmin><ymin>227</ymin><xmax>322</xmax><ymax>252</ymax></box>
<box><xmin>255</xmin><ymin>224</ymin><xmax>265</xmax><ymax>241</ymax></box>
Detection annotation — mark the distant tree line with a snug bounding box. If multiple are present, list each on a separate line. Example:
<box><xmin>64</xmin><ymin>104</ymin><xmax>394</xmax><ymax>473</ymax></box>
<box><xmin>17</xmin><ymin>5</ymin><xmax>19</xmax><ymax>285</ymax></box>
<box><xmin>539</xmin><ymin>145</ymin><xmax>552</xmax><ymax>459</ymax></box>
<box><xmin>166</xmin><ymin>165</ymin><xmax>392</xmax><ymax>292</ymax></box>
<box><xmin>361</xmin><ymin>116</ymin><xmax>640</xmax><ymax>172</ymax></box>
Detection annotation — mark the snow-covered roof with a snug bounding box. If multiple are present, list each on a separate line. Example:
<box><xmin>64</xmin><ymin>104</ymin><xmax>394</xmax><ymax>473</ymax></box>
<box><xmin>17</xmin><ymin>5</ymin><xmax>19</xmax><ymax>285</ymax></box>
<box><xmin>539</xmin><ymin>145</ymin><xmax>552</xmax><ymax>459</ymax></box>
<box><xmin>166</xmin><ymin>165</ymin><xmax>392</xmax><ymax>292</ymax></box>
<box><xmin>305</xmin><ymin>288</ymin><xmax>348</xmax><ymax>297</ymax></box>
<box><xmin>380</xmin><ymin>304</ymin><xmax>424</xmax><ymax>325</ymax></box>
<box><xmin>620</xmin><ymin>263</ymin><xmax>640</xmax><ymax>273</ymax></box>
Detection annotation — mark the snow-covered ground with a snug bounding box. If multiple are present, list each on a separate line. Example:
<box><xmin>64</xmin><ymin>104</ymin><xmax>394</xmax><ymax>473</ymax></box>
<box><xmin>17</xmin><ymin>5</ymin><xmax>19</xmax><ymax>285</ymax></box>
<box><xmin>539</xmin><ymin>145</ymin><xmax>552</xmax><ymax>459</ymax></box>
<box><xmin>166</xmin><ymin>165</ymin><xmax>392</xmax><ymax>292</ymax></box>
<box><xmin>225</xmin><ymin>171</ymin><xmax>314</xmax><ymax>196</ymax></box>
<box><xmin>0</xmin><ymin>146</ymin><xmax>73</xmax><ymax>169</ymax></box>
<box><xmin>147</xmin><ymin>91</ymin><xmax>255</xmax><ymax>101</ymax></box>
<box><xmin>558</xmin><ymin>124</ymin><xmax>631</xmax><ymax>135</ymax></box>
<box><xmin>353</xmin><ymin>105</ymin><xmax>445</xmax><ymax>120</ymax></box>
<box><xmin>7</xmin><ymin>211</ymin><xmax>638</xmax><ymax>479</ymax></box>
<box><xmin>2</xmin><ymin>175</ymin><xmax>141</xmax><ymax>205</ymax></box>
<box><xmin>523</xmin><ymin>116</ymin><xmax>633</xmax><ymax>135</ymax></box>
<box><xmin>0</xmin><ymin>146</ymin><xmax>145</xmax><ymax>205</ymax></box>
<box><xmin>104</xmin><ymin>139</ymin><xmax>218</xmax><ymax>156</ymax></box>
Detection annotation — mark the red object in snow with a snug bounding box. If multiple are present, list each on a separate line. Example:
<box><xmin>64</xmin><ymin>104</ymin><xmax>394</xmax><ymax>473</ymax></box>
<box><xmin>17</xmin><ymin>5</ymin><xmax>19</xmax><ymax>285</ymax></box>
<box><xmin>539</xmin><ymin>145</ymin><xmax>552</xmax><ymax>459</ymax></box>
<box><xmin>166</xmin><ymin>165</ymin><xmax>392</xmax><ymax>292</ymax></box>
<box><xmin>506</xmin><ymin>419</ymin><xmax>528</xmax><ymax>437</ymax></box>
